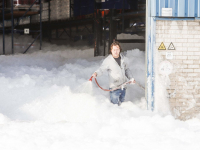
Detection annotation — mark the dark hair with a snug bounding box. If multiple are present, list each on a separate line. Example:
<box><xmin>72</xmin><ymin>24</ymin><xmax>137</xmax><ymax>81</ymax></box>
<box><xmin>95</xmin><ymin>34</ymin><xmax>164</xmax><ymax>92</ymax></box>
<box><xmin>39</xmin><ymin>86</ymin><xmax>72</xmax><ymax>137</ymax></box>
<box><xmin>109</xmin><ymin>41</ymin><xmax>122</xmax><ymax>54</ymax></box>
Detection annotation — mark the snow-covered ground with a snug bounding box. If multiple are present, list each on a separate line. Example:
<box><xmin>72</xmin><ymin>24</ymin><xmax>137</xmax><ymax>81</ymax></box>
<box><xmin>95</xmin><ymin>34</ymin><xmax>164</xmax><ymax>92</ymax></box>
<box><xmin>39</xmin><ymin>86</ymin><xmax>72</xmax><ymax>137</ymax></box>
<box><xmin>0</xmin><ymin>44</ymin><xmax>200</xmax><ymax>150</ymax></box>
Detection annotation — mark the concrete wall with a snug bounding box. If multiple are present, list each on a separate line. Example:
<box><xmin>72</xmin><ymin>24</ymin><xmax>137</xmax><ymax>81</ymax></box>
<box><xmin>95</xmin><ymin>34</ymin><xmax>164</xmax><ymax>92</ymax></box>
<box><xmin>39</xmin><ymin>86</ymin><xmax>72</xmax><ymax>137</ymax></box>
<box><xmin>155</xmin><ymin>20</ymin><xmax>200</xmax><ymax>120</ymax></box>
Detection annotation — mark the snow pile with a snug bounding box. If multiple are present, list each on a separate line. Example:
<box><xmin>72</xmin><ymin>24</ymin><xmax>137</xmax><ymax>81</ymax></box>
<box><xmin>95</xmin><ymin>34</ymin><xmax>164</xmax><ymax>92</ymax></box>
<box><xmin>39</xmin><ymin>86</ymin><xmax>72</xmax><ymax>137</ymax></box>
<box><xmin>0</xmin><ymin>45</ymin><xmax>200</xmax><ymax>150</ymax></box>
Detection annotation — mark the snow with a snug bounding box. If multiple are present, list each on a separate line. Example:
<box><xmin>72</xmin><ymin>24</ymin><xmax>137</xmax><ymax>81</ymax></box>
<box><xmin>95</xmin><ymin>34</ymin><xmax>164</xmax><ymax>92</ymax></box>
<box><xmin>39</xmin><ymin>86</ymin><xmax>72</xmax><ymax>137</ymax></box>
<box><xmin>0</xmin><ymin>43</ymin><xmax>200</xmax><ymax>150</ymax></box>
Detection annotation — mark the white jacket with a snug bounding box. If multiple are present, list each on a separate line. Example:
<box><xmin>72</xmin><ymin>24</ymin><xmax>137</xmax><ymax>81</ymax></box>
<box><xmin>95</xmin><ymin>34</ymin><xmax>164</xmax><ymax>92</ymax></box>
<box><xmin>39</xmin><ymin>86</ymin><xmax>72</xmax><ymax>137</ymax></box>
<box><xmin>95</xmin><ymin>54</ymin><xmax>133</xmax><ymax>89</ymax></box>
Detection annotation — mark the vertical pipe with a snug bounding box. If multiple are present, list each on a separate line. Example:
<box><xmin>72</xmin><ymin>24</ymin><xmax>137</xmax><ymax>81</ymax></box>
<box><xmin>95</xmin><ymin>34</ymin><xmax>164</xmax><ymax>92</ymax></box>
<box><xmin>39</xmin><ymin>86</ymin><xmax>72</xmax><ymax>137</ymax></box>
<box><xmin>146</xmin><ymin>0</ymin><xmax>155</xmax><ymax>111</ymax></box>
<box><xmin>70</xmin><ymin>0</ymin><xmax>71</xmax><ymax>18</ymax></box>
<box><xmin>94</xmin><ymin>3</ymin><xmax>98</xmax><ymax>56</ymax></box>
<box><xmin>2</xmin><ymin>0</ymin><xmax>5</xmax><ymax>55</ymax></box>
<box><xmin>92</xmin><ymin>21</ymin><xmax>94</xmax><ymax>33</ymax></box>
<box><xmin>146</xmin><ymin>0</ymin><xmax>150</xmax><ymax>110</ymax></box>
<box><xmin>56</xmin><ymin>29</ymin><xmax>59</xmax><ymax>38</ymax></box>
<box><xmin>151</xmin><ymin>17</ymin><xmax>155</xmax><ymax>111</ymax></box>
<box><xmin>109</xmin><ymin>9</ymin><xmax>113</xmax><ymax>54</ymax></box>
<box><xmin>99</xmin><ymin>12</ymin><xmax>103</xmax><ymax>46</ymax></box>
<box><xmin>48</xmin><ymin>1</ymin><xmax>50</xmax><ymax>22</ymax></box>
<box><xmin>69</xmin><ymin>26</ymin><xmax>72</xmax><ymax>40</ymax></box>
<box><xmin>30</xmin><ymin>16</ymin><xmax>32</xmax><ymax>24</ymax></box>
<box><xmin>40</xmin><ymin>0</ymin><xmax>42</xmax><ymax>50</ymax></box>
<box><xmin>103</xmin><ymin>10</ymin><xmax>106</xmax><ymax>56</ymax></box>
<box><xmin>30</xmin><ymin>16</ymin><xmax>34</xmax><ymax>39</ymax></box>
<box><xmin>11</xmin><ymin>0</ymin><xmax>14</xmax><ymax>54</ymax></box>
<box><xmin>76</xmin><ymin>26</ymin><xmax>78</xmax><ymax>33</ymax></box>
<box><xmin>96</xmin><ymin>10</ymin><xmax>100</xmax><ymax>56</ymax></box>
<box><xmin>122</xmin><ymin>0</ymin><xmax>125</xmax><ymax>32</ymax></box>
<box><xmin>48</xmin><ymin>0</ymin><xmax>51</xmax><ymax>42</ymax></box>
<box><xmin>146</xmin><ymin>0</ymin><xmax>149</xmax><ymax>110</ymax></box>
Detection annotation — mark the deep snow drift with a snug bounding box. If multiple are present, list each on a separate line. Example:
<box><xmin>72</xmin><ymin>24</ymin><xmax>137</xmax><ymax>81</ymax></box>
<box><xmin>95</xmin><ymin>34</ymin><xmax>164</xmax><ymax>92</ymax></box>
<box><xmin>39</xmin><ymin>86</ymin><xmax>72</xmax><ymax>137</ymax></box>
<box><xmin>0</xmin><ymin>44</ymin><xmax>200</xmax><ymax>150</ymax></box>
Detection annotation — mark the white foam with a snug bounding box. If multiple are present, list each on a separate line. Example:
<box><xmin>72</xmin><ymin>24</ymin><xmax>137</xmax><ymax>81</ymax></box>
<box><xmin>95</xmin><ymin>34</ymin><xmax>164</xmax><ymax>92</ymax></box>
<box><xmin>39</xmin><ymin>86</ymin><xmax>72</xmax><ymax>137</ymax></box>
<box><xmin>0</xmin><ymin>41</ymin><xmax>199</xmax><ymax>150</ymax></box>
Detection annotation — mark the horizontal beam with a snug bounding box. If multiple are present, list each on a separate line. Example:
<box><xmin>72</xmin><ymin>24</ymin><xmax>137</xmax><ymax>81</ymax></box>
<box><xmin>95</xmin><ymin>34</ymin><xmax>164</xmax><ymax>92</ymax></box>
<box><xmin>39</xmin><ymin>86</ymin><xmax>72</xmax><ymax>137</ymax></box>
<box><xmin>116</xmin><ymin>39</ymin><xmax>145</xmax><ymax>43</ymax></box>
<box><xmin>155</xmin><ymin>17</ymin><xmax>196</xmax><ymax>21</ymax></box>
<box><xmin>112</xmin><ymin>11</ymin><xmax>145</xmax><ymax>19</ymax></box>
<box><xmin>0</xmin><ymin>10</ymin><xmax>39</xmax><ymax>20</ymax></box>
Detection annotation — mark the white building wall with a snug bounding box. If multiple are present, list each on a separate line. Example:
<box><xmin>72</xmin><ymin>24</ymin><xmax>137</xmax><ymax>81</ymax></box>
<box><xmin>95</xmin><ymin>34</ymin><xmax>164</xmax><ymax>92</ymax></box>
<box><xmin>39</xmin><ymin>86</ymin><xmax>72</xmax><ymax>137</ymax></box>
<box><xmin>155</xmin><ymin>20</ymin><xmax>200</xmax><ymax>120</ymax></box>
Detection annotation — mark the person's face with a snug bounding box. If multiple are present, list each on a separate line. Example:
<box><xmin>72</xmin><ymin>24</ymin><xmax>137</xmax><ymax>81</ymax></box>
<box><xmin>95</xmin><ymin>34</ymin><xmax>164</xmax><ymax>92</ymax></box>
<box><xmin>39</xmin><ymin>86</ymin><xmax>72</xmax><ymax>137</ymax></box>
<box><xmin>111</xmin><ymin>45</ymin><xmax>120</xmax><ymax>58</ymax></box>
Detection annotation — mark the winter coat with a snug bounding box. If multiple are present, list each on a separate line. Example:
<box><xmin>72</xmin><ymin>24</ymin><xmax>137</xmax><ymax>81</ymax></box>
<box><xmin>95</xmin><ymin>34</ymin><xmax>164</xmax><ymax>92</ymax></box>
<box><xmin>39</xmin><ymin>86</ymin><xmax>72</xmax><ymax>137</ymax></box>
<box><xmin>95</xmin><ymin>54</ymin><xmax>133</xmax><ymax>89</ymax></box>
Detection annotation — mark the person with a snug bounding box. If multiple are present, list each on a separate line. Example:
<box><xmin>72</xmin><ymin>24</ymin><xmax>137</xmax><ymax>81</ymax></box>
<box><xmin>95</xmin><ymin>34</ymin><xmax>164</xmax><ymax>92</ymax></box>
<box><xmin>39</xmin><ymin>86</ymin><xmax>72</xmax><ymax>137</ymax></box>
<box><xmin>92</xmin><ymin>41</ymin><xmax>135</xmax><ymax>105</ymax></box>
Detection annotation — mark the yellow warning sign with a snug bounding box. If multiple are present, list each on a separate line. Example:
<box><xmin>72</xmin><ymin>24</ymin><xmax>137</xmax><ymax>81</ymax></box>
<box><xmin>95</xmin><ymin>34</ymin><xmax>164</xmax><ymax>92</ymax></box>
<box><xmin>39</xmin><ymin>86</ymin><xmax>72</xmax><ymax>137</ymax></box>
<box><xmin>158</xmin><ymin>42</ymin><xmax>166</xmax><ymax>50</ymax></box>
<box><xmin>168</xmin><ymin>42</ymin><xmax>175</xmax><ymax>50</ymax></box>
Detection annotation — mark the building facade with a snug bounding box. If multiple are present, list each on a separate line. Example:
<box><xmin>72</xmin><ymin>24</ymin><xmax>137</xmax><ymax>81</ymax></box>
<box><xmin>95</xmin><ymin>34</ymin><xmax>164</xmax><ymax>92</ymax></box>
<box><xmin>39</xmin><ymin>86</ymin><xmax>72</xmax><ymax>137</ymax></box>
<box><xmin>146</xmin><ymin>0</ymin><xmax>200</xmax><ymax>120</ymax></box>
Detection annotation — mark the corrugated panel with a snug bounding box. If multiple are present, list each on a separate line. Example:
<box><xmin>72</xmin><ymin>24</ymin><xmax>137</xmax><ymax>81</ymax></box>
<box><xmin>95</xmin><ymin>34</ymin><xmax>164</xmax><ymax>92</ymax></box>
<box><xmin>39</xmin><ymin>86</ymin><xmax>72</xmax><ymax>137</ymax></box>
<box><xmin>168</xmin><ymin>0</ymin><xmax>176</xmax><ymax>16</ymax></box>
<box><xmin>159</xmin><ymin>0</ymin><xmax>165</xmax><ymax>16</ymax></box>
<box><xmin>151</xmin><ymin>0</ymin><xmax>156</xmax><ymax>17</ymax></box>
<box><xmin>198</xmin><ymin>0</ymin><xmax>200</xmax><ymax>17</ymax></box>
<box><xmin>178</xmin><ymin>0</ymin><xmax>185</xmax><ymax>17</ymax></box>
<box><xmin>188</xmin><ymin>0</ymin><xmax>195</xmax><ymax>17</ymax></box>
<box><xmin>151</xmin><ymin>0</ymin><xmax>200</xmax><ymax>17</ymax></box>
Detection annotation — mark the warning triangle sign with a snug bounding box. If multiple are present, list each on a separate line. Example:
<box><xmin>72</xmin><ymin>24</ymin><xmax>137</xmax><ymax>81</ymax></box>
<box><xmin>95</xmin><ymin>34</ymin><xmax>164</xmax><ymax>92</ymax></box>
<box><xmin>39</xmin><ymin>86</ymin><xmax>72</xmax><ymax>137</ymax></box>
<box><xmin>158</xmin><ymin>42</ymin><xmax>166</xmax><ymax>50</ymax></box>
<box><xmin>168</xmin><ymin>42</ymin><xmax>175</xmax><ymax>50</ymax></box>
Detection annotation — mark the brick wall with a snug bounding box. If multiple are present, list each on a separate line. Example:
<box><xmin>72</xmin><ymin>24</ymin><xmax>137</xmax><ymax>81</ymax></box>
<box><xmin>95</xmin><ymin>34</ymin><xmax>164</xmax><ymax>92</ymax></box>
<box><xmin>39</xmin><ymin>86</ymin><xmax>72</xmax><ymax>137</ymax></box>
<box><xmin>156</xmin><ymin>20</ymin><xmax>200</xmax><ymax>120</ymax></box>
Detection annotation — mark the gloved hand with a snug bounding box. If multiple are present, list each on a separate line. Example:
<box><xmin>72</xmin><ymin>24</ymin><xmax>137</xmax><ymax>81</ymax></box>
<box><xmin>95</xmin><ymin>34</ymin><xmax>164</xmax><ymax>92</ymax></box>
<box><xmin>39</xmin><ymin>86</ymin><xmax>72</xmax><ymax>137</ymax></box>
<box><xmin>129</xmin><ymin>78</ymin><xmax>136</xmax><ymax>84</ymax></box>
